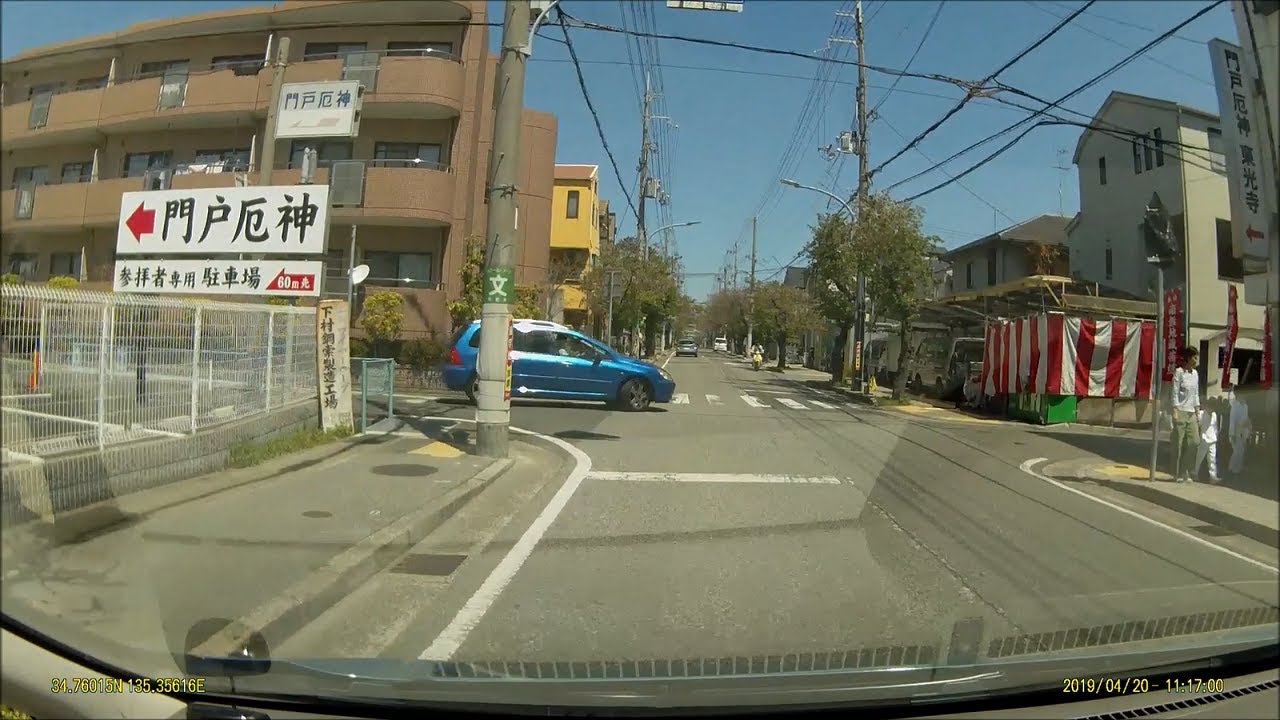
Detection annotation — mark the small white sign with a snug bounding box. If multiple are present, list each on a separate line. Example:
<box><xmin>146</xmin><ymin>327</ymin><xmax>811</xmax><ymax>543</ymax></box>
<box><xmin>1208</xmin><ymin>38</ymin><xmax>1276</xmax><ymax>262</ymax></box>
<box><xmin>116</xmin><ymin>185</ymin><xmax>330</xmax><ymax>256</ymax></box>
<box><xmin>276</xmin><ymin>80</ymin><xmax>362</xmax><ymax>139</ymax></box>
<box><xmin>316</xmin><ymin>300</ymin><xmax>355</xmax><ymax>431</ymax></box>
<box><xmin>112</xmin><ymin>259</ymin><xmax>324</xmax><ymax>297</ymax></box>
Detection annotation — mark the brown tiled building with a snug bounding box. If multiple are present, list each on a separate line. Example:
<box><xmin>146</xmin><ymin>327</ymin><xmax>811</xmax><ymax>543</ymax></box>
<box><xmin>0</xmin><ymin>0</ymin><xmax>557</xmax><ymax>336</ymax></box>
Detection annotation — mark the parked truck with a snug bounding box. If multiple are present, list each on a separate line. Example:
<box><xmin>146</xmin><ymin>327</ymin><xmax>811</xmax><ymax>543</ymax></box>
<box><xmin>870</xmin><ymin>323</ymin><xmax>986</xmax><ymax>398</ymax></box>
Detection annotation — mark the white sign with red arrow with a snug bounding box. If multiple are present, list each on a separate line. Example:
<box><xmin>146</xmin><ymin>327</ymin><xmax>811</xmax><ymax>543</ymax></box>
<box><xmin>112</xmin><ymin>259</ymin><xmax>324</xmax><ymax>297</ymax></box>
<box><xmin>115</xmin><ymin>185</ymin><xmax>330</xmax><ymax>256</ymax></box>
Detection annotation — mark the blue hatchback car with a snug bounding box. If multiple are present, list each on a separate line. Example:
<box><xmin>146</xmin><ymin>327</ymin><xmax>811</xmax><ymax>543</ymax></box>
<box><xmin>442</xmin><ymin>319</ymin><xmax>676</xmax><ymax>411</ymax></box>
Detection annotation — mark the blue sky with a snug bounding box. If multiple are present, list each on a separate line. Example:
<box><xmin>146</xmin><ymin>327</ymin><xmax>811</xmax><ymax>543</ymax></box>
<box><xmin>1</xmin><ymin>0</ymin><xmax>1238</xmax><ymax>299</ymax></box>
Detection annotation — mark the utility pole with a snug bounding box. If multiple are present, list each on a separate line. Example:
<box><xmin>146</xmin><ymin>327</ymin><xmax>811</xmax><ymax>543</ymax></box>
<box><xmin>632</xmin><ymin>72</ymin><xmax>653</xmax><ymax>356</ymax></box>
<box><xmin>605</xmin><ymin>269</ymin><xmax>621</xmax><ymax>349</ymax></box>
<box><xmin>475</xmin><ymin>0</ymin><xmax>530</xmax><ymax>459</ymax></box>
<box><xmin>852</xmin><ymin>0</ymin><xmax>871</xmax><ymax>395</ymax></box>
<box><xmin>746</xmin><ymin>216</ymin><xmax>757</xmax><ymax>354</ymax></box>
<box><xmin>259</xmin><ymin>37</ymin><xmax>290</xmax><ymax>186</ymax></box>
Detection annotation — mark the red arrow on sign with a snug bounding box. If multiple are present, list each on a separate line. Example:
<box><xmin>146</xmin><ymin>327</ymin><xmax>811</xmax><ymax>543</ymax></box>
<box><xmin>266</xmin><ymin>269</ymin><xmax>316</xmax><ymax>292</ymax></box>
<box><xmin>125</xmin><ymin>203</ymin><xmax>155</xmax><ymax>241</ymax></box>
<box><xmin>1245</xmin><ymin>226</ymin><xmax>1264</xmax><ymax>243</ymax></box>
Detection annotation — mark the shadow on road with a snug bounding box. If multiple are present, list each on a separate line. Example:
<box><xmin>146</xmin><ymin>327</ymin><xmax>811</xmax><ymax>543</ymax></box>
<box><xmin>553</xmin><ymin>430</ymin><xmax>621</xmax><ymax>441</ymax></box>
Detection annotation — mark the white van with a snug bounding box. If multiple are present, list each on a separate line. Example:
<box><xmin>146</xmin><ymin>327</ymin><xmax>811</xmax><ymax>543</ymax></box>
<box><xmin>713</xmin><ymin>337</ymin><xmax>729</xmax><ymax>352</ymax></box>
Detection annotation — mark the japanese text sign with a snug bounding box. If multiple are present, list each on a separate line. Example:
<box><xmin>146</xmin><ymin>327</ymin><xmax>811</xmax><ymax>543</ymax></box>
<box><xmin>1222</xmin><ymin>284</ymin><xmax>1238</xmax><ymax>388</ymax></box>
<box><xmin>113</xmin><ymin>259</ymin><xmax>324</xmax><ymax>297</ymax></box>
<box><xmin>277</xmin><ymin>80</ymin><xmax>362</xmax><ymax>139</ymax></box>
<box><xmin>1162</xmin><ymin>287</ymin><xmax>1184</xmax><ymax>382</ymax></box>
<box><xmin>316</xmin><ymin>300</ymin><xmax>354</xmax><ymax>431</ymax></box>
<box><xmin>116</xmin><ymin>185</ymin><xmax>330</xmax><ymax>256</ymax></box>
<box><xmin>1208</xmin><ymin>39</ymin><xmax>1276</xmax><ymax>262</ymax></box>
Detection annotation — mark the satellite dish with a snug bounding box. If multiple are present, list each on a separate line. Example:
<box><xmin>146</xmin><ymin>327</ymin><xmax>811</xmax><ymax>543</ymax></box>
<box><xmin>349</xmin><ymin>264</ymin><xmax>370</xmax><ymax>286</ymax></box>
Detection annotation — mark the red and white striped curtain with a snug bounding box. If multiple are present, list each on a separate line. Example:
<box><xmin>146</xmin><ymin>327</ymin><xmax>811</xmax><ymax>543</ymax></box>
<box><xmin>982</xmin><ymin>314</ymin><xmax>1156</xmax><ymax>399</ymax></box>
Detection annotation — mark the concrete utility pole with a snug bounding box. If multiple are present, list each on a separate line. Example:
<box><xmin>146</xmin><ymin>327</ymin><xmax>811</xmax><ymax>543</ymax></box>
<box><xmin>852</xmin><ymin>0</ymin><xmax>870</xmax><ymax>395</ymax></box>
<box><xmin>637</xmin><ymin>72</ymin><xmax>652</xmax><ymax>260</ymax></box>
<box><xmin>259</xmin><ymin>37</ymin><xmax>290</xmax><ymax>186</ymax></box>
<box><xmin>746</xmin><ymin>216</ymin><xmax>757</xmax><ymax>354</ymax></box>
<box><xmin>475</xmin><ymin>0</ymin><xmax>530</xmax><ymax>459</ymax></box>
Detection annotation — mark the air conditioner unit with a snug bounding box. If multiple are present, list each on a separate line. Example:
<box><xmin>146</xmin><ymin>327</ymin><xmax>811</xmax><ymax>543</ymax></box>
<box><xmin>329</xmin><ymin>160</ymin><xmax>365</xmax><ymax>207</ymax></box>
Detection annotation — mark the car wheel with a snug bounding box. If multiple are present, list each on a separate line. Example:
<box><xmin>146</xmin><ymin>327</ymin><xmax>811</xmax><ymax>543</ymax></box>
<box><xmin>934</xmin><ymin>377</ymin><xmax>944</xmax><ymax>397</ymax></box>
<box><xmin>618</xmin><ymin>378</ymin><xmax>651</xmax><ymax>412</ymax></box>
<box><xmin>465</xmin><ymin>374</ymin><xmax>479</xmax><ymax>405</ymax></box>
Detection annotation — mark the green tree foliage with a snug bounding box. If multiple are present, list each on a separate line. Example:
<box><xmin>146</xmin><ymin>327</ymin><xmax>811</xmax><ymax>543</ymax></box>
<box><xmin>701</xmin><ymin>287</ymin><xmax>749</xmax><ymax>350</ymax></box>
<box><xmin>360</xmin><ymin>290</ymin><xmax>405</xmax><ymax>357</ymax></box>
<box><xmin>583</xmin><ymin>236</ymin><xmax>683</xmax><ymax>355</ymax></box>
<box><xmin>751</xmin><ymin>281</ymin><xmax>822</xmax><ymax>369</ymax></box>
<box><xmin>47</xmin><ymin>276</ymin><xmax>79</xmax><ymax>289</ymax></box>
<box><xmin>448</xmin><ymin>235</ymin><xmax>543</xmax><ymax>327</ymax></box>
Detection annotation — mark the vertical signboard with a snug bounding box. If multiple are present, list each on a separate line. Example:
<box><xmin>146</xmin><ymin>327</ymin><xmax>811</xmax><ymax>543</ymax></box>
<box><xmin>1208</xmin><ymin>39</ymin><xmax>1276</xmax><ymax>262</ymax></box>
<box><xmin>1162</xmin><ymin>287</ymin><xmax>1184</xmax><ymax>382</ymax></box>
<box><xmin>316</xmin><ymin>300</ymin><xmax>354</xmax><ymax>431</ymax></box>
<box><xmin>504</xmin><ymin>318</ymin><xmax>513</xmax><ymax>401</ymax></box>
<box><xmin>1222</xmin><ymin>285</ymin><xmax>1239</xmax><ymax>388</ymax></box>
<box><xmin>1263</xmin><ymin>310</ymin><xmax>1273</xmax><ymax>387</ymax></box>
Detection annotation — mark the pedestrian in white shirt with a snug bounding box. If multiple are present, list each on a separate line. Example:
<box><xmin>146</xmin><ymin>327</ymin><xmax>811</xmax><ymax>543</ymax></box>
<box><xmin>1170</xmin><ymin>346</ymin><xmax>1201</xmax><ymax>483</ymax></box>
<box><xmin>1226</xmin><ymin>387</ymin><xmax>1252</xmax><ymax>475</ymax></box>
<box><xmin>1193</xmin><ymin>396</ymin><xmax>1222</xmax><ymax>484</ymax></box>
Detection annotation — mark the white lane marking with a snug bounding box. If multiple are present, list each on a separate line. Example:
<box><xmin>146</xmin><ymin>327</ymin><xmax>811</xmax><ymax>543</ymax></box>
<box><xmin>662</xmin><ymin>353</ymin><xmax>674</xmax><ymax>369</ymax></box>
<box><xmin>671</xmin><ymin>393</ymin><xmax>690</xmax><ymax>404</ymax></box>
<box><xmin>420</xmin><ymin>420</ymin><xmax>594</xmax><ymax>660</ymax></box>
<box><xmin>777</xmin><ymin>398</ymin><xmax>807</xmax><ymax>410</ymax></box>
<box><xmin>741</xmin><ymin>394</ymin><xmax>768</xmax><ymax>408</ymax></box>
<box><xmin>810</xmin><ymin>400</ymin><xmax>838</xmax><ymax>409</ymax></box>
<box><xmin>759</xmin><ymin>390</ymin><xmax>792</xmax><ymax>395</ymax></box>
<box><xmin>1018</xmin><ymin>458</ymin><xmax>1278</xmax><ymax>575</ymax></box>
<box><xmin>589</xmin><ymin>471</ymin><xmax>842</xmax><ymax>485</ymax></box>
<box><xmin>705</xmin><ymin>394</ymin><xmax>722</xmax><ymax>405</ymax></box>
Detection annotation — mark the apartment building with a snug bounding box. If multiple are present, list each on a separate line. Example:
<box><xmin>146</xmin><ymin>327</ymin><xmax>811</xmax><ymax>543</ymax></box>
<box><xmin>0</xmin><ymin>0</ymin><xmax>557</xmax><ymax>336</ymax></box>
<box><xmin>940</xmin><ymin>214</ymin><xmax>1071</xmax><ymax>296</ymax></box>
<box><xmin>546</xmin><ymin>164</ymin><xmax>600</xmax><ymax>331</ymax></box>
<box><xmin>598</xmin><ymin>198</ymin><xmax>617</xmax><ymax>248</ymax></box>
<box><xmin>1068</xmin><ymin>90</ymin><xmax>1266</xmax><ymax>392</ymax></box>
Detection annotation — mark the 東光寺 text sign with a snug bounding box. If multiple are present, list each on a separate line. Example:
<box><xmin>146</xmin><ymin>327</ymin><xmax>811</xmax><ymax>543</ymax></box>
<box><xmin>276</xmin><ymin>80</ymin><xmax>362</xmax><ymax>139</ymax></box>
<box><xmin>113</xmin><ymin>259</ymin><xmax>324</xmax><ymax>297</ymax></box>
<box><xmin>115</xmin><ymin>185</ymin><xmax>330</xmax><ymax>256</ymax></box>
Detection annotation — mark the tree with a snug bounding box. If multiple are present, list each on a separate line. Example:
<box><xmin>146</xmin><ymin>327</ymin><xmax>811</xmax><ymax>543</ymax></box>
<box><xmin>1026</xmin><ymin>242</ymin><xmax>1066</xmax><ymax>276</ymax></box>
<box><xmin>361</xmin><ymin>290</ymin><xmax>405</xmax><ymax>357</ymax></box>
<box><xmin>806</xmin><ymin>212</ymin><xmax>860</xmax><ymax>383</ymax></box>
<box><xmin>540</xmin><ymin>251</ymin><xmax>587</xmax><ymax>321</ymax></box>
<box><xmin>582</xmin><ymin>237</ymin><xmax>682</xmax><ymax>356</ymax></box>
<box><xmin>448</xmin><ymin>235</ymin><xmax>543</xmax><ymax>328</ymax></box>
<box><xmin>751</xmin><ymin>282</ymin><xmax>822</xmax><ymax>369</ymax></box>
<box><xmin>47</xmin><ymin>276</ymin><xmax>79</xmax><ymax>289</ymax></box>
<box><xmin>702</xmin><ymin>287</ymin><xmax>749</xmax><ymax>348</ymax></box>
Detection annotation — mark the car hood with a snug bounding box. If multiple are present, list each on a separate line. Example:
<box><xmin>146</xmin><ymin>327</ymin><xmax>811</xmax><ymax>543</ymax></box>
<box><xmin>609</xmin><ymin>355</ymin><xmax>662</xmax><ymax>374</ymax></box>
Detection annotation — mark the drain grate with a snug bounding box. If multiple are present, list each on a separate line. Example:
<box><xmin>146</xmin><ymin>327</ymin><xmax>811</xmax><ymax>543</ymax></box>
<box><xmin>392</xmin><ymin>553</ymin><xmax>467</xmax><ymax>576</ymax></box>
<box><xmin>1188</xmin><ymin>523</ymin><xmax>1235</xmax><ymax>537</ymax></box>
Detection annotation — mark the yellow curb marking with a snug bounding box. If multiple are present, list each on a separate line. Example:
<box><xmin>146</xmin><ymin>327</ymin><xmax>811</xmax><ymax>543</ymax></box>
<box><xmin>411</xmin><ymin>441</ymin><xmax>464</xmax><ymax>459</ymax></box>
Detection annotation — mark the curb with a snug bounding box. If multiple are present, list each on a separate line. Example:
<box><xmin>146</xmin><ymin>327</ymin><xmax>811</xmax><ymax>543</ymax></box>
<box><xmin>1044</xmin><ymin>460</ymin><xmax>1278</xmax><ymax>548</ymax></box>
<box><xmin>192</xmin><ymin>455</ymin><xmax>516</xmax><ymax>657</ymax></box>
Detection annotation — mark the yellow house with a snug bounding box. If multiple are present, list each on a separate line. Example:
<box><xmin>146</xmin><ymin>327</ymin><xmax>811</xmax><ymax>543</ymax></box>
<box><xmin>549</xmin><ymin>164</ymin><xmax>601</xmax><ymax>331</ymax></box>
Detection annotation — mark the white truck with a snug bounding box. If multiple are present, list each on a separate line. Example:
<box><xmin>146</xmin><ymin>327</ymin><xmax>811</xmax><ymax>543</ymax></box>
<box><xmin>871</xmin><ymin>324</ymin><xmax>985</xmax><ymax>398</ymax></box>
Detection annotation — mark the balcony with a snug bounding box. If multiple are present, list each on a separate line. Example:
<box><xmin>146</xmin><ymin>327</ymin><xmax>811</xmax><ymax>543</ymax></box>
<box><xmin>271</xmin><ymin>161</ymin><xmax>456</xmax><ymax>226</ymax></box>
<box><xmin>1</xmin><ymin>87</ymin><xmax>105</xmax><ymax>149</ymax></box>
<box><xmin>98</xmin><ymin>66</ymin><xmax>263</xmax><ymax>132</ymax></box>
<box><xmin>353</xmin><ymin>284</ymin><xmax>450</xmax><ymax>337</ymax></box>
<box><xmin>282</xmin><ymin>52</ymin><xmax>464</xmax><ymax>120</ymax></box>
<box><xmin>0</xmin><ymin>182</ymin><xmax>91</xmax><ymax>231</ymax></box>
<box><xmin>82</xmin><ymin>177</ymin><xmax>148</xmax><ymax>226</ymax></box>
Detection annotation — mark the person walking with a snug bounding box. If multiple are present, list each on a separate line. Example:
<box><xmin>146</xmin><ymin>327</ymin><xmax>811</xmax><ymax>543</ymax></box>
<box><xmin>1193</xmin><ymin>396</ymin><xmax>1222</xmax><ymax>484</ymax></box>
<box><xmin>1226</xmin><ymin>386</ymin><xmax>1252</xmax><ymax>476</ymax></box>
<box><xmin>1170</xmin><ymin>346</ymin><xmax>1201</xmax><ymax>483</ymax></box>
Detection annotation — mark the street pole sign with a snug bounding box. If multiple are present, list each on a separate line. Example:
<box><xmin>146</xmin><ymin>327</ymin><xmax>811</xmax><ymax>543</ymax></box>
<box><xmin>276</xmin><ymin>80</ymin><xmax>363</xmax><ymax>139</ymax></box>
<box><xmin>115</xmin><ymin>185</ymin><xmax>330</xmax><ymax>255</ymax></box>
<box><xmin>484</xmin><ymin>266</ymin><xmax>516</xmax><ymax>304</ymax></box>
<box><xmin>113</xmin><ymin>259</ymin><xmax>323</xmax><ymax>296</ymax></box>
<box><xmin>316</xmin><ymin>299</ymin><xmax>354</xmax><ymax>432</ymax></box>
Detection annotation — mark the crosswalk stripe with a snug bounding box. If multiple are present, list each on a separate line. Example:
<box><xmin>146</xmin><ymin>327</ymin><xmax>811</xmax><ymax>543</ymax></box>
<box><xmin>705</xmin><ymin>394</ymin><xmax>722</xmax><ymax>405</ymax></box>
<box><xmin>741</xmin><ymin>394</ymin><xmax>768</xmax><ymax>408</ymax></box>
<box><xmin>672</xmin><ymin>393</ymin><xmax>690</xmax><ymax>404</ymax></box>
<box><xmin>810</xmin><ymin>400</ymin><xmax>838</xmax><ymax>409</ymax></box>
<box><xmin>777</xmin><ymin>398</ymin><xmax>807</xmax><ymax>410</ymax></box>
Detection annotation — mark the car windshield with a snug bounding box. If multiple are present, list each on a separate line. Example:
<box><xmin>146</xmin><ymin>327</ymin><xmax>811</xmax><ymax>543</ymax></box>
<box><xmin>4</xmin><ymin>1</ymin><xmax>1279</xmax><ymax>717</ymax></box>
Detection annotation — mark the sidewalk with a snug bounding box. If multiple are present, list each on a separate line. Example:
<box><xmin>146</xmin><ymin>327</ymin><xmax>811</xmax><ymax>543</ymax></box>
<box><xmin>0</xmin><ymin>423</ymin><xmax>557</xmax><ymax>658</ymax></box>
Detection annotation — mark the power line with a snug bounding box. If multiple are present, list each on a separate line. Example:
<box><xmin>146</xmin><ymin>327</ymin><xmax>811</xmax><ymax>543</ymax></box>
<box><xmin>557</xmin><ymin>16</ymin><xmax>640</xmax><ymax>224</ymax></box>
<box><xmin>868</xmin><ymin>0</ymin><xmax>946</xmax><ymax>118</ymax></box>
<box><xmin>885</xmin><ymin>0</ymin><xmax>1224</xmax><ymax>196</ymax></box>
<box><xmin>870</xmin><ymin>0</ymin><xmax>1095</xmax><ymax>179</ymax></box>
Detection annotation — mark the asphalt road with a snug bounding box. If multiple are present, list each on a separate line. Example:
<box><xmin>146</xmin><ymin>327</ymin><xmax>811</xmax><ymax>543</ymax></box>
<box><xmin>278</xmin><ymin>352</ymin><xmax>1280</xmax><ymax>668</ymax></box>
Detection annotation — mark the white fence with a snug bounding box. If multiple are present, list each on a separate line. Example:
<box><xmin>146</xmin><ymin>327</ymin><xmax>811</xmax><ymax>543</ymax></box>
<box><xmin>1</xmin><ymin>285</ymin><xmax>317</xmax><ymax>459</ymax></box>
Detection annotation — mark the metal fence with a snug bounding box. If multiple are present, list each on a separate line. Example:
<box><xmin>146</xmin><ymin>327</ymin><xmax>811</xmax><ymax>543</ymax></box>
<box><xmin>352</xmin><ymin>357</ymin><xmax>395</xmax><ymax>433</ymax></box>
<box><xmin>1</xmin><ymin>285</ymin><xmax>317</xmax><ymax>460</ymax></box>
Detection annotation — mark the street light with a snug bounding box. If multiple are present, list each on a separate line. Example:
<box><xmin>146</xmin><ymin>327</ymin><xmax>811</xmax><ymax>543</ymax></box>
<box><xmin>780</xmin><ymin>178</ymin><xmax>869</xmax><ymax>396</ymax></box>
<box><xmin>639</xmin><ymin>220</ymin><xmax>700</xmax><ymax>353</ymax></box>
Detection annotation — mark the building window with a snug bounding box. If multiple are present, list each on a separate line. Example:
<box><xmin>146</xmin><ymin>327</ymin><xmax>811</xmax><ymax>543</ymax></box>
<box><xmin>50</xmin><ymin>252</ymin><xmax>81</xmax><ymax>278</ymax></box>
<box><xmin>1152</xmin><ymin>127</ymin><xmax>1165</xmax><ymax>167</ymax></box>
<box><xmin>123</xmin><ymin>151</ymin><xmax>172</xmax><ymax>177</ymax></box>
<box><xmin>212</xmin><ymin>54</ymin><xmax>261</xmax><ymax>71</ymax></box>
<box><xmin>965</xmin><ymin>261</ymin><xmax>973</xmax><ymax>289</ymax></box>
<box><xmin>372</xmin><ymin>142</ymin><xmax>444</xmax><ymax>169</ymax></box>
<box><xmin>193</xmin><ymin>148</ymin><xmax>251</xmax><ymax>172</ymax></box>
<box><xmin>288</xmin><ymin>140</ymin><xmax>352</xmax><ymax>169</ymax></box>
<box><xmin>986</xmin><ymin>248</ymin><xmax>997</xmax><ymax>285</ymax></box>
<box><xmin>27</xmin><ymin>82</ymin><xmax>61</xmax><ymax>99</ymax></box>
<box><xmin>1207</xmin><ymin>128</ymin><xmax>1227</xmax><ymax>173</ymax></box>
<box><xmin>1132</xmin><ymin>138</ymin><xmax>1143</xmax><ymax>174</ymax></box>
<box><xmin>1097</xmin><ymin>156</ymin><xmax>1107</xmax><ymax>185</ymax></box>
<box><xmin>364</xmin><ymin>251</ymin><xmax>433</xmax><ymax>286</ymax></box>
<box><xmin>1143</xmin><ymin>135</ymin><xmax>1154</xmax><ymax>171</ymax></box>
<box><xmin>6</xmin><ymin>253</ymin><xmax>37</xmax><ymax>280</ymax></box>
<box><xmin>303</xmin><ymin>42</ymin><xmax>367</xmax><ymax>61</ymax></box>
<box><xmin>137</xmin><ymin>59</ymin><xmax>189</xmax><ymax>78</ymax></box>
<box><xmin>1104</xmin><ymin>244</ymin><xmax>1113</xmax><ymax>280</ymax></box>
<box><xmin>74</xmin><ymin>76</ymin><xmax>107</xmax><ymax>91</ymax></box>
<box><xmin>386</xmin><ymin>41</ymin><xmax>455</xmax><ymax>59</ymax></box>
<box><xmin>566</xmin><ymin>190</ymin><xmax>580</xmax><ymax>219</ymax></box>
<box><xmin>1215</xmin><ymin>218</ymin><xmax>1244</xmax><ymax>281</ymax></box>
<box><xmin>60</xmin><ymin>161</ymin><xmax>92</xmax><ymax>184</ymax></box>
<box><xmin>11</xmin><ymin>166</ymin><xmax>49</xmax><ymax>188</ymax></box>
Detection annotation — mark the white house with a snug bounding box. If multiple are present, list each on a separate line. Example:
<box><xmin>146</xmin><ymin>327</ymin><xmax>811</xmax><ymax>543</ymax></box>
<box><xmin>1068</xmin><ymin>90</ymin><xmax>1267</xmax><ymax>394</ymax></box>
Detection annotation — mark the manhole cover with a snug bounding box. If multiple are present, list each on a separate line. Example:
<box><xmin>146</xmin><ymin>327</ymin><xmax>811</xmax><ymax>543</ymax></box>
<box><xmin>372</xmin><ymin>464</ymin><xmax>439</xmax><ymax>477</ymax></box>
<box><xmin>302</xmin><ymin>510</ymin><xmax>332</xmax><ymax>519</ymax></box>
